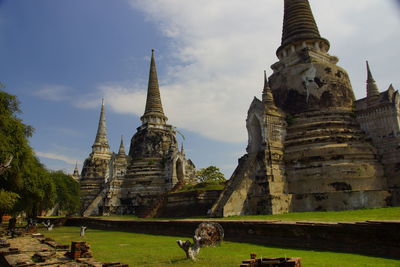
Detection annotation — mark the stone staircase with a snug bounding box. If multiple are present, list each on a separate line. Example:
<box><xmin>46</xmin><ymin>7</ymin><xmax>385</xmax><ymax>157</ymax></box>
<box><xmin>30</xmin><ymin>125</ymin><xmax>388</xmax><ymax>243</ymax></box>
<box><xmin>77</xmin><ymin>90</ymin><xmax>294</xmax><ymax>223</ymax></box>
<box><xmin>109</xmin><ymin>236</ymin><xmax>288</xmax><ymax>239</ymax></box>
<box><xmin>82</xmin><ymin>187</ymin><xmax>107</xmax><ymax>217</ymax></box>
<box><xmin>80</xmin><ymin>178</ymin><xmax>104</xmax><ymax>215</ymax></box>
<box><xmin>210</xmin><ymin>153</ymin><xmax>258</xmax><ymax>217</ymax></box>
<box><xmin>141</xmin><ymin>181</ymin><xmax>185</xmax><ymax>218</ymax></box>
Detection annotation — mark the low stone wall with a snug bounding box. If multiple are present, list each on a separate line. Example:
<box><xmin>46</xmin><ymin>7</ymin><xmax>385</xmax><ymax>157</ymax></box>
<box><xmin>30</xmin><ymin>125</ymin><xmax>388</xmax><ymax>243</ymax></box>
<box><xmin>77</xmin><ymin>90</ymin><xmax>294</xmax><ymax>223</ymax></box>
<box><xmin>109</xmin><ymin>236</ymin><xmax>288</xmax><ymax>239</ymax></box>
<box><xmin>62</xmin><ymin>218</ymin><xmax>400</xmax><ymax>259</ymax></box>
<box><xmin>156</xmin><ymin>190</ymin><xmax>222</xmax><ymax>217</ymax></box>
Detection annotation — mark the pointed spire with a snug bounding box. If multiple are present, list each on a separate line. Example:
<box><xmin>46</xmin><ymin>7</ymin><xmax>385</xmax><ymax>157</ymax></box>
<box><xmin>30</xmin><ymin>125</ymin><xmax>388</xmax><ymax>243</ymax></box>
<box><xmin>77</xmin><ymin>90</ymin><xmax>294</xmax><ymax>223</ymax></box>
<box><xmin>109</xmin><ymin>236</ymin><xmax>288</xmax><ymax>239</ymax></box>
<box><xmin>278</xmin><ymin>0</ymin><xmax>329</xmax><ymax>53</ymax></box>
<box><xmin>92</xmin><ymin>99</ymin><xmax>110</xmax><ymax>153</ymax></box>
<box><xmin>72</xmin><ymin>162</ymin><xmax>80</xmax><ymax>180</ymax></box>
<box><xmin>366</xmin><ymin>60</ymin><xmax>375</xmax><ymax>83</ymax></box>
<box><xmin>74</xmin><ymin>162</ymin><xmax>79</xmax><ymax>174</ymax></box>
<box><xmin>366</xmin><ymin>61</ymin><xmax>380</xmax><ymax>99</ymax></box>
<box><xmin>141</xmin><ymin>49</ymin><xmax>168</xmax><ymax>125</ymax></box>
<box><xmin>118</xmin><ymin>135</ymin><xmax>126</xmax><ymax>155</ymax></box>
<box><xmin>262</xmin><ymin>71</ymin><xmax>274</xmax><ymax>105</ymax></box>
<box><xmin>180</xmin><ymin>142</ymin><xmax>185</xmax><ymax>155</ymax></box>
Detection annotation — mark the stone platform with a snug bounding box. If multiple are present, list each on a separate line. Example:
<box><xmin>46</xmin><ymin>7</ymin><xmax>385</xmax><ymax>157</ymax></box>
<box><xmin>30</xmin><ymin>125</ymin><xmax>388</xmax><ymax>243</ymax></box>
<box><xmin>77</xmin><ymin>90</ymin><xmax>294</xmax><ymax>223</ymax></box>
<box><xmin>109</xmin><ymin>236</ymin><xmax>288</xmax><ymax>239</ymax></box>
<box><xmin>0</xmin><ymin>230</ymin><xmax>128</xmax><ymax>267</ymax></box>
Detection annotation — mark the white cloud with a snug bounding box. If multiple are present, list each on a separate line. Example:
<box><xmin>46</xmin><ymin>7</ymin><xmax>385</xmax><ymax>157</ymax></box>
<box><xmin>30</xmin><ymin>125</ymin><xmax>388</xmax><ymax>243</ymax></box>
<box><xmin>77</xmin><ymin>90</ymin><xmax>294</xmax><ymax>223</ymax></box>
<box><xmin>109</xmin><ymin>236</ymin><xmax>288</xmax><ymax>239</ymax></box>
<box><xmin>35</xmin><ymin>151</ymin><xmax>79</xmax><ymax>165</ymax></box>
<box><xmin>33</xmin><ymin>84</ymin><xmax>71</xmax><ymax>101</ymax></box>
<box><xmin>99</xmin><ymin>84</ymin><xmax>146</xmax><ymax>115</ymax></box>
<box><xmin>84</xmin><ymin>0</ymin><xmax>400</xmax><ymax>143</ymax></box>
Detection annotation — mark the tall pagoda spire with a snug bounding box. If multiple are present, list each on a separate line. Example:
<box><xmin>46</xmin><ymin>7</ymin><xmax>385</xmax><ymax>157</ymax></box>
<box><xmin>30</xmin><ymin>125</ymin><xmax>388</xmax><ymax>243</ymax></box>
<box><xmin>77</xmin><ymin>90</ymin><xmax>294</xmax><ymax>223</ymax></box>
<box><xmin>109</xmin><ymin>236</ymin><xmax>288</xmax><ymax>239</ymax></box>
<box><xmin>118</xmin><ymin>135</ymin><xmax>126</xmax><ymax>155</ymax></box>
<box><xmin>262</xmin><ymin>70</ymin><xmax>274</xmax><ymax>104</ymax></box>
<box><xmin>141</xmin><ymin>49</ymin><xmax>168</xmax><ymax>125</ymax></box>
<box><xmin>92</xmin><ymin>99</ymin><xmax>110</xmax><ymax>153</ymax></box>
<box><xmin>366</xmin><ymin>61</ymin><xmax>380</xmax><ymax>99</ymax></box>
<box><xmin>278</xmin><ymin>0</ymin><xmax>330</xmax><ymax>54</ymax></box>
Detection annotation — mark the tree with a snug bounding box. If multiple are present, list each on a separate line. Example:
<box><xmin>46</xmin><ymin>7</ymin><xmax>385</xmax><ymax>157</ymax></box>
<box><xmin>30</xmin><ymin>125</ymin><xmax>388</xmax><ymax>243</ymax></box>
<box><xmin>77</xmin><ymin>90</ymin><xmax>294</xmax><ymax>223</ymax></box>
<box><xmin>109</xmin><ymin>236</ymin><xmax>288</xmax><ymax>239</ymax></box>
<box><xmin>0</xmin><ymin>90</ymin><xmax>30</xmax><ymax>220</ymax></box>
<box><xmin>0</xmin><ymin>90</ymin><xmax>56</xmax><ymax>218</ymax></box>
<box><xmin>15</xmin><ymin>156</ymin><xmax>56</xmax><ymax>217</ymax></box>
<box><xmin>0</xmin><ymin>189</ymin><xmax>19</xmax><ymax>213</ymax></box>
<box><xmin>196</xmin><ymin>166</ymin><xmax>226</xmax><ymax>183</ymax></box>
<box><xmin>52</xmin><ymin>171</ymin><xmax>80</xmax><ymax>215</ymax></box>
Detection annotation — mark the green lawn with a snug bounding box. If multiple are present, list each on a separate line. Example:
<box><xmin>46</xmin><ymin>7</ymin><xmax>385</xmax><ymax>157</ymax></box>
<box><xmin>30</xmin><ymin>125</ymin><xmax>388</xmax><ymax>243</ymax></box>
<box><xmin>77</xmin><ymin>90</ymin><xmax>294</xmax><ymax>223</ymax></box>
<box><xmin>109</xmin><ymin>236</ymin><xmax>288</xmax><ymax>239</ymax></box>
<box><xmin>43</xmin><ymin>226</ymin><xmax>400</xmax><ymax>267</ymax></box>
<box><xmin>92</xmin><ymin>207</ymin><xmax>400</xmax><ymax>222</ymax></box>
<box><xmin>221</xmin><ymin>206</ymin><xmax>400</xmax><ymax>222</ymax></box>
<box><xmin>174</xmin><ymin>182</ymin><xmax>225</xmax><ymax>193</ymax></box>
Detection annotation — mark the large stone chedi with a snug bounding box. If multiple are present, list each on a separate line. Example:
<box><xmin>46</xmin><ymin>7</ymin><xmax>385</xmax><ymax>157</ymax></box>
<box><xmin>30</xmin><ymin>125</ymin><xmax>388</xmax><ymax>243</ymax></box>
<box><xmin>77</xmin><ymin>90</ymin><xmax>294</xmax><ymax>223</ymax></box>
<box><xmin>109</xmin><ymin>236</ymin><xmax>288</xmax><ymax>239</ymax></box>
<box><xmin>80</xmin><ymin>50</ymin><xmax>196</xmax><ymax>216</ymax></box>
<box><xmin>212</xmin><ymin>0</ymin><xmax>391</xmax><ymax>217</ymax></box>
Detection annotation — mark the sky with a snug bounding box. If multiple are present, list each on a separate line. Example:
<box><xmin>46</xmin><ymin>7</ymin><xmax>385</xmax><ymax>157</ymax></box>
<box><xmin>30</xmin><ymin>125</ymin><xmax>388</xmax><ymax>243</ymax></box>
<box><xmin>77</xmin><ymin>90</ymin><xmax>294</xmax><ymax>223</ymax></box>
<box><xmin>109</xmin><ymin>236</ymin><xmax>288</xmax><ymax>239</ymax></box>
<box><xmin>1</xmin><ymin>0</ymin><xmax>399</xmax><ymax>178</ymax></box>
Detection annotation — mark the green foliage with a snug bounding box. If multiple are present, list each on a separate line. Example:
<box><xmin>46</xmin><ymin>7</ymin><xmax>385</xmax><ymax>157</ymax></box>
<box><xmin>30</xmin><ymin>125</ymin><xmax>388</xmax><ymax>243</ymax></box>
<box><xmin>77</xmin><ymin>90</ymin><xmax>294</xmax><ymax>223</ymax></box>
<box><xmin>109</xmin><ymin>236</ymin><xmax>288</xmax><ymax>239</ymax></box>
<box><xmin>0</xmin><ymin>90</ymin><xmax>58</xmax><ymax>217</ymax></box>
<box><xmin>285</xmin><ymin>114</ymin><xmax>295</xmax><ymax>126</ymax></box>
<box><xmin>0</xmin><ymin>189</ymin><xmax>19</xmax><ymax>213</ymax></box>
<box><xmin>175</xmin><ymin>182</ymin><xmax>225</xmax><ymax>193</ymax></box>
<box><xmin>52</xmin><ymin>171</ymin><xmax>80</xmax><ymax>215</ymax></box>
<box><xmin>0</xmin><ymin>91</ymin><xmax>34</xmax><ymax>171</ymax></box>
<box><xmin>45</xmin><ymin>227</ymin><xmax>400</xmax><ymax>266</ymax></box>
<box><xmin>196</xmin><ymin>166</ymin><xmax>226</xmax><ymax>183</ymax></box>
<box><xmin>14</xmin><ymin>155</ymin><xmax>56</xmax><ymax>217</ymax></box>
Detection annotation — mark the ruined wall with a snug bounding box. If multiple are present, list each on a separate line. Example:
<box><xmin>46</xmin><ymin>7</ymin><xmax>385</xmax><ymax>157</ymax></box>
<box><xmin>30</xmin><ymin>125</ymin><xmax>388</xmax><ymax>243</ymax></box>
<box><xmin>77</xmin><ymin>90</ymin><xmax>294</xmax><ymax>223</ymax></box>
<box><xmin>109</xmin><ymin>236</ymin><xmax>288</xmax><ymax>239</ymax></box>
<box><xmin>356</xmin><ymin>88</ymin><xmax>400</xmax><ymax>204</ymax></box>
<box><xmin>211</xmin><ymin>97</ymin><xmax>290</xmax><ymax>217</ymax></box>
<box><xmin>155</xmin><ymin>190</ymin><xmax>221</xmax><ymax>218</ymax></box>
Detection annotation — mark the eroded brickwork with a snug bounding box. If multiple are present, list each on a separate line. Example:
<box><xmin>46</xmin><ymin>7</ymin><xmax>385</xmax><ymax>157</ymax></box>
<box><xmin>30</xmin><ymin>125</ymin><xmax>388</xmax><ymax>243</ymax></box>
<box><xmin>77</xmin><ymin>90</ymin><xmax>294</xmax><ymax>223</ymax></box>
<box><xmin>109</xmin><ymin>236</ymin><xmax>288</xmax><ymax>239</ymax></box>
<box><xmin>212</xmin><ymin>0</ymin><xmax>393</xmax><ymax>217</ymax></box>
<box><xmin>355</xmin><ymin>66</ymin><xmax>400</xmax><ymax>205</ymax></box>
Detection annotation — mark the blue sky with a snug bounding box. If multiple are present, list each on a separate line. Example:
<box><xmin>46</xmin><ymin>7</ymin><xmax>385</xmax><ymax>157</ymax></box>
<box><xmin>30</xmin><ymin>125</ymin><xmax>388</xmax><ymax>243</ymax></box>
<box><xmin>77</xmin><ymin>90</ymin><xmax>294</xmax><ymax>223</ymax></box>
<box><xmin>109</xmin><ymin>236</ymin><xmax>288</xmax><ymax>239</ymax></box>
<box><xmin>1</xmin><ymin>0</ymin><xmax>399</xmax><ymax>177</ymax></box>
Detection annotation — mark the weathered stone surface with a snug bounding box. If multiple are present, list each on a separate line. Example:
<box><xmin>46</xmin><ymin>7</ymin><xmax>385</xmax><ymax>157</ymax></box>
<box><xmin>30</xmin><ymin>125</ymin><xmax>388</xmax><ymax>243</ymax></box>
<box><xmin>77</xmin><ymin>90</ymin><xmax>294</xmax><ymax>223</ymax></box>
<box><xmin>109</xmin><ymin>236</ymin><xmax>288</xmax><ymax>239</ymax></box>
<box><xmin>156</xmin><ymin>190</ymin><xmax>222</xmax><ymax>218</ymax></box>
<box><xmin>271</xmin><ymin>61</ymin><xmax>354</xmax><ymax>114</ymax></box>
<box><xmin>211</xmin><ymin>89</ymin><xmax>289</xmax><ymax>217</ymax></box>
<box><xmin>80</xmin><ymin>50</ymin><xmax>196</xmax><ymax>217</ymax></box>
<box><xmin>355</xmin><ymin>77</ymin><xmax>400</xmax><ymax>205</ymax></box>
<box><xmin>212</xmin><ymin>0</ymin><xmax>393</xmax><ymax>216</ymax></box>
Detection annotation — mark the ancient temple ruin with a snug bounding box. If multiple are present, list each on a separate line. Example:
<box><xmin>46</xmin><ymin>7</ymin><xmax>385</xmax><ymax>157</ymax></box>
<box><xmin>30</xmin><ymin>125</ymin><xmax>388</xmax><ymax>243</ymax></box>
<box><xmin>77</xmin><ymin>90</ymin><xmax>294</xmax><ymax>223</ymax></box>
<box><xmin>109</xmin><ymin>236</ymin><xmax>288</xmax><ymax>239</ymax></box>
<box><xmin>211</xmin><ymin>0</ymin><xmax>399</xmax><ymax>217</ymax></box>
<box><xmin>80</xmin><ymin>50</ymin><xmax>196</xmax><ymax>216</ymax></box>
<box><xmin>80</xmin><ymin>0</ymin><xmax>399</xmax><ymax>218</ymax></box>
<box><xmin>355</xmin><ymin>62</ymin><xmax>400</xmax><ymax>205</ymax></box>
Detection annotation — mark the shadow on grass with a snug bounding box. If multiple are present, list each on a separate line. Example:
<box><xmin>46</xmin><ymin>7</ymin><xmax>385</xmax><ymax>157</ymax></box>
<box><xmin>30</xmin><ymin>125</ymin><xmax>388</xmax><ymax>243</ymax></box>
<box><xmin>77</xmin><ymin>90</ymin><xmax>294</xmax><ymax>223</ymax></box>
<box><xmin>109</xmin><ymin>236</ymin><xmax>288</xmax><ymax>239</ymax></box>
<box><xmin>166</xmin><ymin>258</ymin><xmax>190</xmax><ymax>264</ymax></box>
<box><xmin>142</xmin><ymin>257</ymin><xmax>190</xmax><ymax>265</ymax></box>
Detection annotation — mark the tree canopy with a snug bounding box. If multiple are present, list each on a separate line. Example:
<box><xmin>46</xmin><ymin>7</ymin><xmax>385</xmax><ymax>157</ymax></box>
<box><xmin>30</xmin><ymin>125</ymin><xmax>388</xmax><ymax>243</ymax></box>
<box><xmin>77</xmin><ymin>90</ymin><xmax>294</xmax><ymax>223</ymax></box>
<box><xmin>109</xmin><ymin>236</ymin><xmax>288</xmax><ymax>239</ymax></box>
<box><xmin>196</xmin><ymin>166</ymin><xmax>226</xmax><ymax>184</ymax></box>
<box><xmin>52</xmin><ymin>171</ymin><xmax>80</xmax><ymax>215</ymax></box>
<box><xmin>0</xmin><ymin>90</ymin><xmax>80</xmax><ymax>219</ymax></box>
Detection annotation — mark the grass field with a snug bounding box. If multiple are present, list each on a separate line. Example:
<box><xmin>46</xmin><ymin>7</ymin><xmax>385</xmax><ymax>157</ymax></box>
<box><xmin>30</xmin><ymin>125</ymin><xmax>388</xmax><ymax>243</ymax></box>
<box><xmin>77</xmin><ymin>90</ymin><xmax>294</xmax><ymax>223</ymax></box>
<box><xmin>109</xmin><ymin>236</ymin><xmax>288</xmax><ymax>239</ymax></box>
<box><xmin>221</xmin><ymin>206</ymin><xmax>400</xmax><ymax>222</ymax></box>
<box><xmin>44</xmin><ymin>226</ymin><xmax>400</xmax><ymax>267</ymax></box>
<box><xmin>92</xmin><ymin>207</ymin><xmax>400</xmax><ymax>222</ymax></box>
